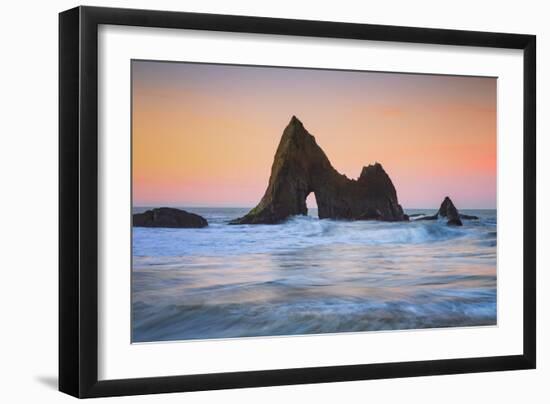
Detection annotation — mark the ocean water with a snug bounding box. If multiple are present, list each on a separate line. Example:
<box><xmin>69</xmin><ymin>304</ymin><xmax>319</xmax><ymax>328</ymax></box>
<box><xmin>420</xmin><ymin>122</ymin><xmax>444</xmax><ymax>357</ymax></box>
<box><xmin>132</xmin><ymin>207</ymin><xmax>497</xmax><ymax>342</ymax></box>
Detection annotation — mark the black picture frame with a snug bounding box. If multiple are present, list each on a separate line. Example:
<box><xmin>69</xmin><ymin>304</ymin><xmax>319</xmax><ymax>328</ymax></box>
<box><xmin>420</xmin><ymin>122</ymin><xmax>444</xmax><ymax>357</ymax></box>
<box><xmin>59</xmin><ymin>5</ymin><xmax>536</xmax><ymax>398</ymax></box>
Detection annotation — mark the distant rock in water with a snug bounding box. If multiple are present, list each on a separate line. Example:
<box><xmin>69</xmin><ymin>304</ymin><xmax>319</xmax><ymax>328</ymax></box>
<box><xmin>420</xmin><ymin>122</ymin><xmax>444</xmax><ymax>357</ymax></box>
<box><xmin>231</xmin><ymin>116</ymin><xmax>407</xmax><ymax>224</ymax></box>
<box><xmin>414</xmin><ymin>197</ymin><xmax>478</xmax><ymax>226</ymax></box>
<box><xmin>133</xmin><ymin>207</ymin><xmax>208</xmax><ymax>228</ymax></box>
<box><xmin>438</xmin><ymin>196</ymin><xmax>463</xmax><ymax>226</ymax></box>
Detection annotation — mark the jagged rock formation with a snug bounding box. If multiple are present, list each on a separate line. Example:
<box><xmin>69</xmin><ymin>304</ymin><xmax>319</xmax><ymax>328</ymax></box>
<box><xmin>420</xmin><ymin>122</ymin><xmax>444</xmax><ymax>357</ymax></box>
<box><xmin>231</xmin><ymin>116</ymin><xmax>407</xmax><ymax>224</ymax></box>
<box><xmin>438</xmin><ymin>196</ymin><xmax>463</xmax><ymax>226</ymax></box>
<box><xmin>133</xmin><ymin>207</ymin><xmax>208</xmax><ymax>228</ymax></box>
<box><xmin>414</xmin><ymin>196</ymin><xmax>478</xmax><ymax>226</ymax></box>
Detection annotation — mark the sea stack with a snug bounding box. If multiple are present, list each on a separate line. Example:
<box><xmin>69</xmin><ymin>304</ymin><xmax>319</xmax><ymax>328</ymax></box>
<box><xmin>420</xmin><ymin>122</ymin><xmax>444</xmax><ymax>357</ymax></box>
<box><xmin>133</xmin><ymin>207</ymin><xmax>208</xmax><ymax>228</ymax></box>
<box><xmin>438</xmin><ymin>196</ymin><xmax>463</xmax><ymax>226</ymax></box>
<box><xmin>414</xmin><ymin>196</ymin><xmax>478</xmax><ymax>226</ymax></box>
<box><xmin>231</xmin><ymin>116</ymin><xmax>407</xmax><ymax>224</ymax></box>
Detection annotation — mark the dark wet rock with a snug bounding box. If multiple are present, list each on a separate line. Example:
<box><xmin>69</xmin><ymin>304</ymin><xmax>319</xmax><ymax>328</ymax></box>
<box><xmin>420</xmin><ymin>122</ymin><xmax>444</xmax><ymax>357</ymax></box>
<box><xmin>133</xmin><ymin>207</ymin><xmax>208</xmax><ymax>228</ymax></box>
<box><xmin>460</xmin><ymin>213</ymin><xmax>479</xmax><ymax>220</ymax></box>
<box><xmin>414</xmin><ymin>197</ymin><xmax>470</xmax><ymax>226</ymax></box>
<box><xmin>230</xmin><ymin>116</ymin><xmax>407</xmax><ymax>224</ymax></box>
<box><xmin>356</xmin><ymin>207</ymin><xmax>383</xmax><ymax>220</ymax></box>
<box><xmin>438</xmin><ymin>196</ymin><xmax>463</xmax><ymax>226</ymax></box>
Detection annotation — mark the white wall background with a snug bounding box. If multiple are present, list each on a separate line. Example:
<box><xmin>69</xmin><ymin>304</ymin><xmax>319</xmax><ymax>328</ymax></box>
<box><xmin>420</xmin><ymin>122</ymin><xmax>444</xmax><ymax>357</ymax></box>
<box><xmin>0</xmin><ymin>0</ymin><xmax>546</xmax><ymax>402</ymax></box>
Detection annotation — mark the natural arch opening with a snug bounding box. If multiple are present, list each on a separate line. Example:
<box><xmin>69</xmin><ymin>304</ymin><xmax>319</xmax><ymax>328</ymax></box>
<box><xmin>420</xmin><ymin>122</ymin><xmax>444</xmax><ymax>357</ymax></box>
<box><xmin>305</xmin><ymin>192</ymin><xmax>319</xmax><ymax>218</ymax></box>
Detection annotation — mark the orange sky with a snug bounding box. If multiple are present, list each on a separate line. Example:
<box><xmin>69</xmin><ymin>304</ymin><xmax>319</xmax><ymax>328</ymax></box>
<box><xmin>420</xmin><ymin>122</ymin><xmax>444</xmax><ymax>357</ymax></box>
<box><xmin>132</xmin><ymin>61</ymin><xmax>496</xmax><ymax>209</ymax></box>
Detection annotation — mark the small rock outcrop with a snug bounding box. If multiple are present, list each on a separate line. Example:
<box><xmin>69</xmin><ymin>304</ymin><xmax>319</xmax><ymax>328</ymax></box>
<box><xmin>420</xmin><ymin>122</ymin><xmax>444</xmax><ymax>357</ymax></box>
<box><xmin>230</xmin><ymin>116</ymin><xmax>407</xmax><ymax>224</ymax></box>
<box><xmin>414</xmin><ymin>197</ymin><xmax>478</xmax><ymax>226</ymax></box>
<box><xmin>438</xmin><ymin>196</ymin><xmax>463</xmax><ymax>226</ymax></box>
<box><xmin>133</xmin><ymin>207</ymin><xmax>208</xmax><ymax>228</ymax></box>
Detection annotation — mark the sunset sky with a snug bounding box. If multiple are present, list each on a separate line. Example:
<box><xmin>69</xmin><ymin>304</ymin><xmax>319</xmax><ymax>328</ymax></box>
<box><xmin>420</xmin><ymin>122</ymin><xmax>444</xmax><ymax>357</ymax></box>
<box><xmin>132</xmin><ymin>60</ymin><xmax>496</xmax><ymax>209</ymax></box>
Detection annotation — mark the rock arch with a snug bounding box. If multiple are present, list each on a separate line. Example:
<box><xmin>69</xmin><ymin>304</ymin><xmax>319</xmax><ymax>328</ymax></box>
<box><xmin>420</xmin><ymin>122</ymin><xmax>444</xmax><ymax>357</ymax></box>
<box><xmin>231</xmin><ymin>116</ymin><xmax>407</xmax><ymax>224</ymax></box>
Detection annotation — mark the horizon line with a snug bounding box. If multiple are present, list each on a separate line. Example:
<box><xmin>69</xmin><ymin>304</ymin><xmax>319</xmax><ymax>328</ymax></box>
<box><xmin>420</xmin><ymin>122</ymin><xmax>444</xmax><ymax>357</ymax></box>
<box><xmin>132</xmin><ymin>204</ymin><xmax>497</xmax><ymax>210</ymax></box>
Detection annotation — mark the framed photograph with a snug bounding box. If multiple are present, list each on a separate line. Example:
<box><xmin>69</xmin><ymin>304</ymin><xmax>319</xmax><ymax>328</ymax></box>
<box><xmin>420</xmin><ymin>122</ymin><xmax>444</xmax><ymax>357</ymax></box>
<box><xmin>59</xmin><ymin>6</ymin><xmax>536</xmax><ymax>398</ymax></box>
